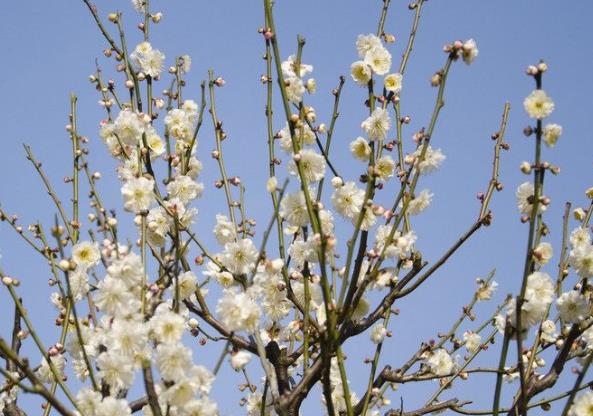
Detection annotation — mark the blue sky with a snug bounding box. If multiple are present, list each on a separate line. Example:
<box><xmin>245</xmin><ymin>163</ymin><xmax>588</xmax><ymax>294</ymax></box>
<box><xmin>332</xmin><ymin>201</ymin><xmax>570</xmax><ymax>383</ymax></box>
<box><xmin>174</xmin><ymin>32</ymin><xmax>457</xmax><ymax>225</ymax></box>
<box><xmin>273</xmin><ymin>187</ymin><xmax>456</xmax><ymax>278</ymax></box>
<box><xmin>1</xmin><ymin>1</ymin><xmax>593</xmax><ymax>414</ymax></box>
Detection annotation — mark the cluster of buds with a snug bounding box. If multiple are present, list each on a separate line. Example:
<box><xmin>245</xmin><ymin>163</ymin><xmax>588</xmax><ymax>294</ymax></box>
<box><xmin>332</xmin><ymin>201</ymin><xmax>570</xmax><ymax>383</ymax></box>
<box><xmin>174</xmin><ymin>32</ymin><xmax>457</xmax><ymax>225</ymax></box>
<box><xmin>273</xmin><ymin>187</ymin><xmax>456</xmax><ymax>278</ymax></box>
<box><xmin>526</xmin><ymin>61</ymin><xmax>548</xmax><ymax>77</ymax></box>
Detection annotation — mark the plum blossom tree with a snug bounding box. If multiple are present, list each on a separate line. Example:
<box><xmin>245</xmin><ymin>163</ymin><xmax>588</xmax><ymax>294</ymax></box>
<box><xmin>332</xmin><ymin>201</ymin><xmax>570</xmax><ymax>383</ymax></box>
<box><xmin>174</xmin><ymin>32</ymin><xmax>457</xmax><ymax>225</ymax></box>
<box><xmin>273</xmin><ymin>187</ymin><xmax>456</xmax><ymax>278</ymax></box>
<box><xmin>1</xmin><ymin>1</ymin><xmax>593</xmax><ymax>416</ymax></box>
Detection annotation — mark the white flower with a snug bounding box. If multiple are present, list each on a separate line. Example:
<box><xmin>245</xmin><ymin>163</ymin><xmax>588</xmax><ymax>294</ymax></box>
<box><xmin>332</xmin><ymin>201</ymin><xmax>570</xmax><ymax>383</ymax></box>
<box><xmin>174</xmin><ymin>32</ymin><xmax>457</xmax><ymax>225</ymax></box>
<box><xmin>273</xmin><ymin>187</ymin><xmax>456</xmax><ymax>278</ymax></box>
<box><xmin>145</xmin><ymin>126</ymin><xmax>165</xmax><ymax>156</ymax></box>
<box><xmin>540</xmin><ymin>320</ymin><xmax>558</xmax><ymax>343</ymax></box>
<box><xmin>216</xmin><ymin>288</ymin><xmax>261</xmax><ymax>333</ymax></box>
<box><xmin>131</xmin><ymin>0</ymin><xmax>145</xmax><ymax>11</ymax></box>
<box><xmin>463</xmin><ymin>331</ymin><xmax>482</xmax><ymax>353</ymax></box>
<box><xmin>72</xmin><ymin>241</ymin><xmax>100</xmax><ymax>269</ymax></box>
<box><xmin>131</xmin><ymin>41</ymin><xmax>165</xmax><ymax>78</ymax></box>
<box><xmin>213</xmin><ymin>214</ymin><xmax>237</xmax><ymax>245</ymax></box>
<box><xmin>108</xmin><ymin>317</ymin><xmax>149</xmax><ymax>359</ymax></box>
<box><xmin>570</xmin><ymin>227</ymin><xmax>592</xmax><ymax>249</ymax></box>
<box><xmin>533</xmin><ymin>242</ymin><xmax>553</xmax><ymax>265</ymax></box>
<box><xmin>364</xmin><ymin>46</ymin><xmax>392</xmax><ymax>75</ymax></box>
<box><xmin>460</xmin><ymin>39</ymin><xmax>479</xmax><ymax>65</ymax></box>
<box><xmin>332</xmin><ymin>181</ymin><xmax>365</xmax><ymax>219</ymax></box>
<box><xmin>361</xmin><ymin>108</ymin><xmax>391</xmax><ymax>141</ymax></box>
<box><xmin>288</xmin><ymin>149</ymin><xmax>326</xmax><ymax>182</ymax></box>
<box><xmin>557</xmin><ymin>290</ymin><xmax>589</xmax><ymax>323</ymax></box>
<box><xmin>167</xmin><ymin>175</ymin><xmax>203</xmax><ymax>203</ymax></box>
<box><xmin>515</xmin><ymin>182</ymin><xmax>546</xmax><ymax>215</ymax></box>
<box><xmin>412</xmin><ymin>146</ymin><xmax>446</xmax><ymax>174</ymax></box>
<box><xmin>569</xmin><ymin>245</ymin><xmax>593</xmax><ymax>278</ymax></box>
<box><xmin>524</xmin><ymin>90</ymin><xmax>554</xmax><ymax>119</ymax></box>
<box><xmin>163</xmin><ymin>377</ymin><xmax>199</xmax><ymax>407</ymax></box>
<box><xmin>281</xmin><ymin>55</ymin><xmax>313</xmax><ymax>78</ymax></box>
<box><xmin>189</xmin><ymin>365</ymin><xmax>215</xmax><ymax>395</ymax></box>
<box><xmin>356</xmin><ymin>34</ymin><xmax>383</xmax><ymax>58</ymax></box>
<box><xmin>165</xmin><ymin>108</ymin><xmax>194</xmax><ymax>141</ymax></box>
<box><xmin>107</xmin><ymin>252</ymin><xmax>144</xmax><ymax>289</ymax></box>
<box><xmin>156</xmin><ymin>343</ymin><xmax>193</xmax><ymax>382</ymax></box>
<box><xmin>114</xmin><ymin>109</ymin><xmax>146</xmax><ymax>146</ymax></box>
<box><xmin>177</xmin><ymin>271</ymin><xmax>198</xmax><ymax>300</ymax></box>
<box><xmin>76</xmin><ymin>388</ymin><xmax>102</xmax><ymax>416</ymax></box>
<box><xmin>122</xmin><ymin>176</ymin><xmax>155</xmax><ymax>213</ymax></box>
<box><xmin>150</xmin><ymin>309</ymin><xmax>186</xmax><ymax>344</ymax></box>
<box><xmin>542</xmin><ymin>123</ymin><xmax>562</xmax><ymax>147</ymax></box>
<box><xmin>95</xmin><ymin>277</ymin><xmax>141</xmax><ymax>317</ymax></box>
<box><xmin>384</xmin><ymin>73</ymin><xmax>402</xmax><ymax>93</ymax></box>
<box><xmin>350</xmin><ymin>137</ymin><xmax>372</xmax><ymax>161</ymax></box>
<box><xmin>35</xmin><ymin>354</ymin><xmax>65</xmax><ymax>384</ymax></box>
<box><xmin>569</xmin><ymin>390</ymin><xmax>593</xmax><ymax>416</ymax></box>
<box><xmin>350</xmin><ymin>61</ymin><xmax>372</xmax><ymax>86</ymax></box>
<box><xmin>515</xmin><ymin>271</ymin><xmax>554</xmax><ymax>327</ymax></box>
<box><xmin>230</xmin><ymin>350</ymin><xmax>252</xmax><ymax>371</ymax></box>
<box><xmin>221</xmin><ymin>238</ymin><xmax>259</xmax><ymax>275</ymax></box>
<box><xmin>476</xmin><ymin>280</ymin><xmax>498</xmax><ymax>301</ymax></box>
<box><xmin>95</xmin><ymin>397</ymin><xmax>131</xmax><ymax>416</ymax></box>
<box><xmin>181</xmin><ymin>398</ymin><xmax>219</xmax><ymax>416</ymax></box>
<box><xmin>285</xmin><ymin>76</ymin><xmax>305</xmax><ymax>103</ymax></box>
<box><xmin>407</xmin><ymin>189</ymin><xmax>433</xmax><ymax>215</ymax></box>
<box><xmin>370</xmin><ymin>324</ymin><xmax>387</xmax><ymax>344</ymax></box>
<box><xmin>96</xmin><ymin>351</ymin><xmax>135</xmax><ymax>393</ymax></box>
<box><xmin>68</xmin><ymin>268</ymin><xmax>90</xmax><ymax>301</ymax></box>
<box><xmin>278</xmin><ymin>123</ymin><xmax>316</xmax><ymax>153</ymax></box>
<box><xmin>426</xmin><ymin>349</ymin><xmax>453</xmax><ymax>376</ymax></box>
<box><xmin>280</xmin><ymin>190</ymin><xmax>309</xmax><ymax>227</ymax></box>
<box><xmin>375</xmin><ymin>155</ymin><xmax>395</xmax><ymax>180</ymax></box>
<box><xmin>180</xmin><ymin>54</ymin><xmax>192</xmax><ymax>73</ymax></box>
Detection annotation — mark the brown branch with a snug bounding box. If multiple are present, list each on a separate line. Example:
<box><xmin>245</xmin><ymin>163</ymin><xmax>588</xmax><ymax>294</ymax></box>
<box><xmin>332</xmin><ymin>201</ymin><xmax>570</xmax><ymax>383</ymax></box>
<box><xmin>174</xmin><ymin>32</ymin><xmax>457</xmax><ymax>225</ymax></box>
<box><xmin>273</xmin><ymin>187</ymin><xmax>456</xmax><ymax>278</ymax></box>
<box><xmin>385</xmin><ymin>399</ymin><xmax>471</xmax><ymax>416</ymax></box>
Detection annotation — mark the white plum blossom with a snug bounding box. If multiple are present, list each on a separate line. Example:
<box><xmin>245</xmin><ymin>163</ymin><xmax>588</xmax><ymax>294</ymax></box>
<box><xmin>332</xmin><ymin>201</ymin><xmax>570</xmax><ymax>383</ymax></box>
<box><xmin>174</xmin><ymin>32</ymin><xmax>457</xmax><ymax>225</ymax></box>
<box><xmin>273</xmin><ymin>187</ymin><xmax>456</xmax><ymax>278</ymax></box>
<box><xmin>524</xmin><ymin>90</ymin><xmax>554</xmax><ymax>119</ymax></box>
<box><xmin>216</xmin><ymin>288</ymin><xmax>261</xmax><ymax>333</ymax></box>
<box><xmin>94</xmin><ymin>277</ymin><xmax>141</xmax><ymax>317</ymax></box>
<box><xmin>426</xmin><ymin>349</ymin><xmax>454</xmax><ymax>376</ymax></box>
<box><xmin>96</xmin><ymin>351</ymin><xmax>135</xmax><ymax>393</ymax></box>
<box><xmin>121</xmin><ymin>176</ymin><xmax>155</xmax><ymax>213</ymax></box>
<box><xmin>156</xmin><ymin>343</ymin><xmax>193</xmax><ymax>382</ymax></box>
<box><xmin>361</xmin><ymin>108</ymin><xmax>391</xmax><ymax>141</ymax></box>
<box><xmin>350</xmin><ymin>61</ymin><xmax>372</xmax><ymax>86</ymax></box>
<box><xmin>281</xmin><ymin>55</ymin><xmax>313</xmax><ymax>78</ymax></box>
<box><xmin>412</xmin><ymin>146</ymin><xmax>446</xmax><ymax>174</ymax></box>
<box><xmin>213</xmin><ymin>214</ymin><xmax>237</xmax><ymax>245</ymax></box>
<box><xmin>542</xmin><ymin>123</ymin><xmax>562</xmax><ymax>147</ymax></box>
<box><xmin>280</xmin><ymin>190</ymin><xmax>310</xmax><ymax>227</ymax></box>
<box><xmin>557</xmin><ymin>290</ymin><xmax>589</xmax><ymax>323</ymax></box>
<box><xmin>350</xmin><ymin>137</ymin><xmax>372</xmax><ymax>161</ymax></box>
<box><xmin>332</xmin><ymin>181</ymin><xmax>365</xmax><ymax>219</ymax></box>
<box><xmin>460</xmin><ymin>39</ymin><xmax>479</xmax><ymax>65</ymax></box>
<box><xmin>230</xmin><ymin>350</ymin><xmax>252</xmax><ymax>371</ymax></box>
<box><xmin>463</xmin><ymin>331</ymin><xmax>482</xmax><ymax>353</ymax></box>
<box><xmin>221</xmin><ymin>238</ymin><xmax>259</xmax><ymax>275</ymax></box>
<box><xmin>288</xmin><ymin>149</ymin><xmax>326</xmax><ymax>182</ymax></box>
<box><xmin>72</xmin><ymin>241</ymin><xmax>100</xmax><ymax>269</ymax></box>
<box><xmin>364</xmin><ymin>46</ymin><xmax>392</xmax><ymax>75</ymax></box>
<box><xmin>356</xmin><ymin>34</ymin><xmax>383</xmax><ymax>58</ymax></box>
<box><xmin>131</xmin><ymin>41</ymin><xmax>165</xmax><ymax>78</ymax></box>
<box><xmin>375</xmin><ymin>155</ymin><xmax>395</xmax><ymax>181</ymax></box>
<box><xmin>113</xmin><ymin>109</ymin><xmax>146</xmax><ymax>146</ymax></box>
<box><xmin>516</xmin><ymin>182</ymin><xmax>546</xmax><ymax>215</ymax></box>
<box><xmin>533</xmin><ymin>242</ymin><xmax>553</xmax><ymax>265</ymax></box>
<box><xmin>384</xmin><ymin>72</ymin><xmax>402</xmax><ymax>93</ymax></box>
<box><xmin>406</xmin><ymin>189</ymin><xmax>433</xmax><ymax>216</ymax></box>
<box><xmin>150</xmin><ymin>309</ymin><xmax>186</xmax><ymax>344</ymax></box>
<box><xmin>285</xmin><ymin>76</ymin><xmax>305</xmax><ymax>103</ymax></box>
<box><xmin>35</xmin><ymin>354</ymin><xmax>66</xmax><ymax>384</ymax></box>
<box><xmin>167</xmin><ymin>175</ymin><xmax>203</xmax><ymax>203</ymax></box>
<box><xmin>370</xmin><ymin>324</ymin><xmax>388</xmax><ymax>344</ymax></box>
<box><xmin>569</xmin><ymin>391</ymin><xmax>593</xmax><ymax>416</ymax></box>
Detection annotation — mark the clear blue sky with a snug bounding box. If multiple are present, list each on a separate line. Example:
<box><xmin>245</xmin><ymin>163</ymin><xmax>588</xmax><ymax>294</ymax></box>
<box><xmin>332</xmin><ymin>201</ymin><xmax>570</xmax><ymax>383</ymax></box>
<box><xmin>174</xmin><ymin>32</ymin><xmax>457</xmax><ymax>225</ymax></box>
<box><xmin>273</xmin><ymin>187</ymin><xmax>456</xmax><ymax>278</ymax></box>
<box><xmin>1</xmin><ymin>1</ymin><xmax>592</xmax><ymax>414</ymax></box>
